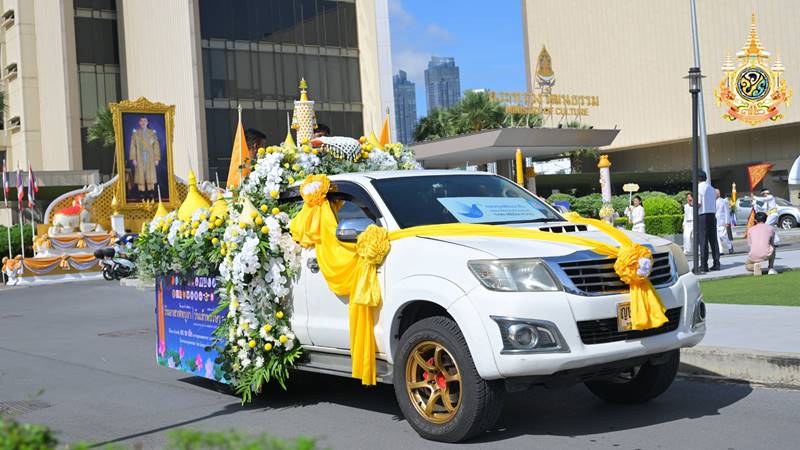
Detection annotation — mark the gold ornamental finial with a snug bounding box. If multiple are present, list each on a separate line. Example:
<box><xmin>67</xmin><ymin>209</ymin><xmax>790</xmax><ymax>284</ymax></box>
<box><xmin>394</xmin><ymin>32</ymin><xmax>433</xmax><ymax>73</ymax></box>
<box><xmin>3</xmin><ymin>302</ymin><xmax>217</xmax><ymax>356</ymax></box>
<box><xmin>772</xmin><ymin>51</ymin><xmax>785</xmax><ymax>72</ymax></box>
<box><xmin>111</xmin><ymin>194</ymin><xmax>119</xmax><ymax>215</ymax></box>
<box><xmin>597</xmin><ymin>154</ymin><xmax>611</xmax><ymax>169</ymax></box>
<box><xmin>738</xmin><ymin>13</ymin><xmax>769</xmax><ymax>59</ymax></box>
<box><xmin>299</xmin><ymin>78</ymin><xmax>309</xmax><ymax>101</ymax></box>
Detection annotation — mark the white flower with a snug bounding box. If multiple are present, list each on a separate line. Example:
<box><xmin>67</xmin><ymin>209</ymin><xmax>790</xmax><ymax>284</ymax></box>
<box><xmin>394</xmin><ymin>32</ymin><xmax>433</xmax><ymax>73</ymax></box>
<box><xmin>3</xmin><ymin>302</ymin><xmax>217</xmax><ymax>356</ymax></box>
<box><xmin>255</xmin><ymin>356</ymin><xmax>264</xmax><ymax>368</ymax></box>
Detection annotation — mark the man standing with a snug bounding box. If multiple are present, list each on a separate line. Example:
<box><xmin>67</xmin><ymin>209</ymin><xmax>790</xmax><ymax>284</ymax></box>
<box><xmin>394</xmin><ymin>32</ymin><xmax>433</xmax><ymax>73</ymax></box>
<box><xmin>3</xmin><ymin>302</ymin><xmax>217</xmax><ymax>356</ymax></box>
<box><xmin>697</xmin><ymin>171</ymin><xmax>720</xmax><ymax>272</ymax></box>
<box><xmin>715</xmin><ymin>189</ymin><xmax>733</xmax><ymax>255</ymax></box>
<box><xmin>683</xmin><ymin>192</ymin><xmax>694</xmax><ymax>255</ymax></box>
<box><xmin>129</xmin><ymin>117</ymin><xmax>161</xmax><ymax>195</ymax></box>
<box><xmin>746</xmin><ymin>212</ymin><xmax>778</xmax><ymax>275</ymax></box>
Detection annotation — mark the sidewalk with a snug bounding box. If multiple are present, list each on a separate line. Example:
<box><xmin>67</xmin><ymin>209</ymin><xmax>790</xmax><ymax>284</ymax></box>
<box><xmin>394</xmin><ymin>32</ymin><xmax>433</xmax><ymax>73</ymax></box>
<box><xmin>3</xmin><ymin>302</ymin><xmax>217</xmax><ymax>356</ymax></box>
<box><xmin>679</xmin><ymin>249</ymin><xmax>800</xmax><ymax>386</ymax></box>
<box><xmin>694</xmin><ymin>248</ymin><xmax>800</xmax><ymax>281</ymax></box>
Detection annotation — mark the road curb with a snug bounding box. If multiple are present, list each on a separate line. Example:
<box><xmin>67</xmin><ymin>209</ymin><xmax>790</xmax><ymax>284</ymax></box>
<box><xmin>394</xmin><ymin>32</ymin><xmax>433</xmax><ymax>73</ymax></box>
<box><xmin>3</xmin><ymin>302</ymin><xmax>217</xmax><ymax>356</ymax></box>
<box><xmin>680</xmin><ymin>346</ymin><xmax>800</xmax><ymax>388</ymax></box>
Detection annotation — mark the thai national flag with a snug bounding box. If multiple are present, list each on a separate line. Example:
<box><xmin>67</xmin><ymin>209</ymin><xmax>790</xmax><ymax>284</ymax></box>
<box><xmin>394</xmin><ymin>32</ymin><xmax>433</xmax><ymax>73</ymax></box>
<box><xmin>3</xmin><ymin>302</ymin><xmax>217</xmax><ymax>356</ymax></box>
<box><xmin>2</xmin><ymin>160</ymin><xmax>8</xmax><ymax>208</ymax></box>
<box><xmin>27</xmin><ymin>163</ymin><xmax>38</xmax><ymax>208</ymax></box>
<box><xmin>16</xmin><ymin>168</ymin><xmax>24</xmax><ymax>210</ymax></box>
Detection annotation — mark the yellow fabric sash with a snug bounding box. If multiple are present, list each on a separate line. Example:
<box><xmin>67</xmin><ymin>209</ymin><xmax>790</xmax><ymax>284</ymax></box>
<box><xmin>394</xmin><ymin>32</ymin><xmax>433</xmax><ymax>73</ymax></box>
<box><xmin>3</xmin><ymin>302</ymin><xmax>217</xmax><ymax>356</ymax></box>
<box><xmin>289</xmin><ymin>176</ymin><xmax>668</xmax><ymax>385</ymax></box>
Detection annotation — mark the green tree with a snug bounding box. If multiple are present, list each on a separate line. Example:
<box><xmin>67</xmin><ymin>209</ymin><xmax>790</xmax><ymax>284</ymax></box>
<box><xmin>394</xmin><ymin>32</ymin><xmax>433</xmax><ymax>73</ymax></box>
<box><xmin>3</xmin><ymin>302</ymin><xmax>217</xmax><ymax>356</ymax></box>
<box><xmin>87</xmin><ymin>108</ymin><xmax>115</xmax><ymax>147</ymax></box>
<box><xmin>450</xmin><ymin>90</ymin><xmax>506</xmax><ymax>133</ymax></box>
<box><xmin>414</xmin><ymin>108</ymin><xmax>456</xmax><ymax>142</ymax></box>
<box><xmin>561</xmin><ymin>120</ymin><xmax>598</xmax><ymax>174</ymax></box>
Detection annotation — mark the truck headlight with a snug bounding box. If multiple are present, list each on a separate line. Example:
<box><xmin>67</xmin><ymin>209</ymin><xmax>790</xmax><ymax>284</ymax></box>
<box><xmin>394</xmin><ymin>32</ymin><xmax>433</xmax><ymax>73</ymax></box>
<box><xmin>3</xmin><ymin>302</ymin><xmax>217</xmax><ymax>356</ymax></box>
<box><xmin>667</xmin><ymin>243</ymin><xmax>690</xmax><ymax>275</ymax></box>
<box><xmin>468</xmin><ymin>259</ymin><xmax>561</xmax><ymax>292</ymax></box>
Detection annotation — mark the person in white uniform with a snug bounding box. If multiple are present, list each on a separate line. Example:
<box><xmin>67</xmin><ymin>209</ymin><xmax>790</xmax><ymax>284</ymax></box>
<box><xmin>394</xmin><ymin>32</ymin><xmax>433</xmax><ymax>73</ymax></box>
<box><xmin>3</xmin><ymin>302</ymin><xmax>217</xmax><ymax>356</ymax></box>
<box><xmin>756</xmin><ymin>188</ymin><xmax>781</xmax><ymax>245</ymax></box>
<box><xmin>625</xmin><ymin>195</ymin><xmax>646</xmax><ymax>233</ymax></box>
<box><xmin>715</xmin><ymin>189</ymin><xmax>733</xmax><ymax>254</ymax></box>
<box><xmin>683</xmin><ymin>192</ymin><xmax>694</xmax><ymax>255</ymax></box>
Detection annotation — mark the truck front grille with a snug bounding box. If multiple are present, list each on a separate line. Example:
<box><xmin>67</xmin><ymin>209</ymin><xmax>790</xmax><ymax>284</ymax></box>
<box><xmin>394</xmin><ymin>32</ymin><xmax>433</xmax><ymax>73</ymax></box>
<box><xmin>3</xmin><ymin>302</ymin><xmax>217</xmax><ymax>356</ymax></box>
<box><xmin>576</xmin><ymin>307</ymin><xmax>682</xmax><ymax>345</ymax></box>
<box><xmin>558</xmin><ymin>252</ymin><xmax>673</xmax><ymax>295</ymax></box>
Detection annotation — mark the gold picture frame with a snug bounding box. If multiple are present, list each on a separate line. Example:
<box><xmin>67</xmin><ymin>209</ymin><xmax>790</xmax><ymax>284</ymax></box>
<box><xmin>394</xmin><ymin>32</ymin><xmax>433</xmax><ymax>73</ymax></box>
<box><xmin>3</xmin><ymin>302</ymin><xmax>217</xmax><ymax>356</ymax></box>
<box><xmin>111</xmin><ymin>97</ymin><xmax>178</xmax><ymax>210</ymax></box>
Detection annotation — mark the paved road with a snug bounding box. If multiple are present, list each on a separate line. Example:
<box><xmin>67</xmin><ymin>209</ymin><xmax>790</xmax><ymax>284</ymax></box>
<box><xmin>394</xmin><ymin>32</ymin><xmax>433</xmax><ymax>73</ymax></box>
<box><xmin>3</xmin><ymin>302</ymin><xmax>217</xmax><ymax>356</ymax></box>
<box><xmin>2</xmin><ymin>281</ymin><xmax>799</xmax><ymax>449</ymax></box>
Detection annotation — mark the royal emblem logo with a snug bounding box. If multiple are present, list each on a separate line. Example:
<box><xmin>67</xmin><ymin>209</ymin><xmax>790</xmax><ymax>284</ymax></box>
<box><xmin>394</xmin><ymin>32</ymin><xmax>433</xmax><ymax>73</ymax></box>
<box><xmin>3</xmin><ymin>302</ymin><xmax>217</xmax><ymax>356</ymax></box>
<box><xmin>715</xmin><ymin>14</ymin><xmax>791</xmax><ymax>126</ymax></box>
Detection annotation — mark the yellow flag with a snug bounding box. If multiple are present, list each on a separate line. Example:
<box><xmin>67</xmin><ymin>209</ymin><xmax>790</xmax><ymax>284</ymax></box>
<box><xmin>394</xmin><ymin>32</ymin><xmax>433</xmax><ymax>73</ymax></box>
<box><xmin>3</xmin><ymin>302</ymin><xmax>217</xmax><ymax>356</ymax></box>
<box><xmin>367</xmin><ymin>132</ymin><xmax>382</xmax><ymax>150</ymax></box>
<box><xmin>378</xmin><ymin>113</ymin><xmax>390</xmax><ymax>148</ymax></box>
<box><xmin>226</xmin><ymin>117</ymin><xmax>250</xmax><ymax>188</ymax></box>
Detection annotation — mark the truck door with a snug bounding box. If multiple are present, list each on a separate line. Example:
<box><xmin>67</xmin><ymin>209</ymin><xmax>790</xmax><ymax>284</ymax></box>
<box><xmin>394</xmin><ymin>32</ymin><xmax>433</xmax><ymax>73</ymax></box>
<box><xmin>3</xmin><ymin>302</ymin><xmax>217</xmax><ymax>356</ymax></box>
<box><xmin>304</xmin><ymin>181</ymin><xmax>385</xmax><ymax>350</ymax></box>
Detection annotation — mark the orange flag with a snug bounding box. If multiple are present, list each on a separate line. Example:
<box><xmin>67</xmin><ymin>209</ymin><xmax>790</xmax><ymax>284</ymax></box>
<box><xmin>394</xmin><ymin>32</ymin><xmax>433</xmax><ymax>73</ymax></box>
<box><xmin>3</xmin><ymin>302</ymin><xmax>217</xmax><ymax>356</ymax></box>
<box><xmin>747</xmin><ymin>163</ymin><xmax>773</xmax><ymax>191</ymax></box>
<box><xmin>378</xmin><ymin>109</ymin><xmax>390</xmax><ymax>148</ymax></box>
<box><xmin>226</xmin><ymin>110</ymin><xmax>250</xmax><ymax>188</ymax></box>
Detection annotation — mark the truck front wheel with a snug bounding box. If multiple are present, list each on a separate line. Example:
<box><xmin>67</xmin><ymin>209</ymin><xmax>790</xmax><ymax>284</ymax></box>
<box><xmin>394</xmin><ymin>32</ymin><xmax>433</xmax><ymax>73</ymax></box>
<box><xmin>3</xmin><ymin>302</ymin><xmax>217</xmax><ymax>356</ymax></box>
<box><xmin>584</xmin><ymin>350</ymin><xmax>680</xmax><ymax>404</ymax></box>
<box><xmin>393</xmin><ymin>316</ymin><xmax>504</xmax><ymax>442</ymax></box>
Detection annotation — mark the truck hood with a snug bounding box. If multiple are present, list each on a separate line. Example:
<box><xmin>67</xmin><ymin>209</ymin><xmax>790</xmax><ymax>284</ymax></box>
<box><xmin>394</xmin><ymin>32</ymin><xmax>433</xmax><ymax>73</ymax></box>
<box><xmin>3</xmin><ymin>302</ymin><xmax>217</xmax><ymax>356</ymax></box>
<box><xmin>418</xmin><ymin>222</ymin><xmax>671</xmax><ymax>259</ymax></box>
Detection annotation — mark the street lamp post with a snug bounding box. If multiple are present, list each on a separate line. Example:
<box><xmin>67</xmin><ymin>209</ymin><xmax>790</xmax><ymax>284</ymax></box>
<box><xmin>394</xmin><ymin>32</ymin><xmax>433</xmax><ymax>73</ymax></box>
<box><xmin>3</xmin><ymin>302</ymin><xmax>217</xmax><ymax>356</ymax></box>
<box><xmin>686</xmin><ymin>67</ymin><xmax>704</xmax><ymax>274</ymax></box>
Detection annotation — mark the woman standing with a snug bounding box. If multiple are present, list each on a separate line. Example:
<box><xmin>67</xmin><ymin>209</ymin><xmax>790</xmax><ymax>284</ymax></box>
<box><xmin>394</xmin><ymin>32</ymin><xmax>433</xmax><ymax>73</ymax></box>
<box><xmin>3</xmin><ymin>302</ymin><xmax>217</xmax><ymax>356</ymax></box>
<box><xmin>626</xmin><ymin>195</ymin><xmax>646</xmax><ymax>233</ymax></box>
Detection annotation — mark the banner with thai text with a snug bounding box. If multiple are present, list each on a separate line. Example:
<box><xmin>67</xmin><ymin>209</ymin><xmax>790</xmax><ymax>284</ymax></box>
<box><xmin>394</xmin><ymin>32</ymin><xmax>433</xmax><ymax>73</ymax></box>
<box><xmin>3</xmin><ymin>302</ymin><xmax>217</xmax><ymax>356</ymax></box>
<box><xmin>156</xmin><ymin>274</ymin><xmax>226</xmax><ymax>383</ymax></box>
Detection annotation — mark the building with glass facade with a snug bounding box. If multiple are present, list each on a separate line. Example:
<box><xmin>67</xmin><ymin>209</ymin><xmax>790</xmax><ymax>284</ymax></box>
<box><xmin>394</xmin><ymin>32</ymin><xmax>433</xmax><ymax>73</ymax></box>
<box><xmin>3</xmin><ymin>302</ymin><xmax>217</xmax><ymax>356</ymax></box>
<box><xmin>392</xmin><ymin>70</ymin><xmax>416</xmax><ymax>144</ymax></box>
<box><xmin>424</xmin><ymin>56</ymin><xmax>460</xmax><ymax>112</ymax></box>
<box><xmin>0</xmin><ymin>0</ymin><xmax>393</xmax><ymax>188</ymax></box>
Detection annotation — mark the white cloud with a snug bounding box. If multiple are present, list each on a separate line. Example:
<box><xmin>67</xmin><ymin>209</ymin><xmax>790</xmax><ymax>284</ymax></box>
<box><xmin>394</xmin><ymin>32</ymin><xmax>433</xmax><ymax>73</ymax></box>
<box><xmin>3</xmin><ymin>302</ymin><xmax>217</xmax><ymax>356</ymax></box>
<box><xmin>393</xmin><ymin>48</ymin><xmax>430</xmax><ymax>85</ymax></box>
<box><xmin>424</xmin><ymin>23</ymin><xmax>454</xmax><ymax>42</ymax></box>
<box><xmin>388</xmin><ymin>0</ymin><xmax>415</xmax><ymax>30</ymax></box>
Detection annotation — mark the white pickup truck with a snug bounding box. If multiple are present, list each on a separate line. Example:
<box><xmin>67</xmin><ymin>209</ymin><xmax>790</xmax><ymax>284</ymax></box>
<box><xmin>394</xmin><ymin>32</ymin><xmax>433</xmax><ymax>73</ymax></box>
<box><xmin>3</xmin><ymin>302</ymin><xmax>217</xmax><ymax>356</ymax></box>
<box><xmin>289</xmin><ymin>170</ymin><xmax>706</xmax><ymax>442</ymax></box>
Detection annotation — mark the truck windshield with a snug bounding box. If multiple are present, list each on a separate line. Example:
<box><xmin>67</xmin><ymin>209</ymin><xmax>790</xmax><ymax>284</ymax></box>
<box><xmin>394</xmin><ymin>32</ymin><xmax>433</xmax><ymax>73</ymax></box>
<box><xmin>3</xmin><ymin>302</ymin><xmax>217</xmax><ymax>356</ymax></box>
<box><xmin>371</xmin><ymin>174</ymin><xmax>562</xmax><ymax>228</ymax></box>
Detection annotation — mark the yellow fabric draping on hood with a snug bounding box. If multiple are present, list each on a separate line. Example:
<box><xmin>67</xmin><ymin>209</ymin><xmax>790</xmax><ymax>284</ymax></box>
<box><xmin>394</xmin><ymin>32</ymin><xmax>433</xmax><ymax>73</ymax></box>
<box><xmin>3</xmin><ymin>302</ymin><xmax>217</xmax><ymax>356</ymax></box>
<box><xmin>290</xmin><ymin>177</ymin><xmax>668</xmax><ymax>385</ymax></box>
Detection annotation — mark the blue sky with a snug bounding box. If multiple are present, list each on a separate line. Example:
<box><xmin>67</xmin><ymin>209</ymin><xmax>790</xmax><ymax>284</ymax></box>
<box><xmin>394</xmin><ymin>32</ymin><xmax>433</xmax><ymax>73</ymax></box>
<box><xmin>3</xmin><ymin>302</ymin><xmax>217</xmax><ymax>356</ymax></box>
<box><xmin>389</xmin><ymin>0</ymin><xmax>527</xmax><ymax>117</ymax></box>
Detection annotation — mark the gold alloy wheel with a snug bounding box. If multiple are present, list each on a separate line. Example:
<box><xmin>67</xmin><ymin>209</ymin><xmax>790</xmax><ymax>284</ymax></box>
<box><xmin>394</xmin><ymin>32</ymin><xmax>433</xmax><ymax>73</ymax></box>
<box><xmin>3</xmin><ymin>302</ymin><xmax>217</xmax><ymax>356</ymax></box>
<box><xmin>405</xmin><ymin>340</ymin><xmax>463</xmax><ymax>424</ymax></box>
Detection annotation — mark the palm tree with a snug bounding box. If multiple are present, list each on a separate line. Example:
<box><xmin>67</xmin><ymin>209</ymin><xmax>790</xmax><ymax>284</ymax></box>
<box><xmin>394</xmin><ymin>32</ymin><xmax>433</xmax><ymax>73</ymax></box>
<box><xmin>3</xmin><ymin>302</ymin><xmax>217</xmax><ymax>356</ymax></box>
<box><xmin>451</xmin><ymin>90</ymin><xmax>506</xmax><ymax>133</ymax></box>
<box><xmin>87</xmin><ymin>108</ymin><xmax>116</xmax><ymax>147</ymax></box>
<box><xmin>503</xmin><ymin>111</ymin><xmax>543</xmax><ymax>128</ymax></box>
<box><xmin>562</xmin><ymin>120</ymin><xmax>598</xmax><ymax>173</ymax></box>
<box><xmin>414</xmin><ymin>108</ymin><xmax>456</xmax><ymax>142</ymax></box>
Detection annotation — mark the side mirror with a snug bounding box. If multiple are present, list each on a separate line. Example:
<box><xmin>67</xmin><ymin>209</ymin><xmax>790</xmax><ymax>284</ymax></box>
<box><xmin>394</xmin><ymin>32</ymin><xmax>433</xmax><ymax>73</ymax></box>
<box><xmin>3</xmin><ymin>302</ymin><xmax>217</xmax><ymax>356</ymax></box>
<box><xmin>336</xmin><ymin>217</ymin><xmax>376</xmax><ymax>242</ymax></box>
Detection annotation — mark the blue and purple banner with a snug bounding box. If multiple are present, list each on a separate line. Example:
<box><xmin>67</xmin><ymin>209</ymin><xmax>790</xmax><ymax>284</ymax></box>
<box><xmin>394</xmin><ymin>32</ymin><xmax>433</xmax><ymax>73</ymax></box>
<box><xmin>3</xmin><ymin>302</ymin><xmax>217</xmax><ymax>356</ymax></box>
<box><xmin>156</xmin><ymin>274</ymin><xmax>226</xmax><ymax>383</ymax></box>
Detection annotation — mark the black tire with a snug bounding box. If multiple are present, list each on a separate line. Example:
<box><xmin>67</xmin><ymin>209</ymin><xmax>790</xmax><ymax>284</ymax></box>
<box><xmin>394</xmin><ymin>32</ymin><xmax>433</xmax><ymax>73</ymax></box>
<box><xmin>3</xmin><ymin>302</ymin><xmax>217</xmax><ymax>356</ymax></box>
<box><xmin>102</xmin><ymin>268</ymin><xmax>115</xmax><ymax>281</ymax></box>
<box><xmin>779</xmin><ymin>215</ymin><xmax>797</xmax><ymax>230</ymax></box>
<box><xmin>584</xmin><ymin>350</ymin><xmax>680</xmax><ymax>404</ymax></box>
<box><xmin>393</xmin><ymin>316</ymin><xmax>504</xmax><ymax>443</ymax></box>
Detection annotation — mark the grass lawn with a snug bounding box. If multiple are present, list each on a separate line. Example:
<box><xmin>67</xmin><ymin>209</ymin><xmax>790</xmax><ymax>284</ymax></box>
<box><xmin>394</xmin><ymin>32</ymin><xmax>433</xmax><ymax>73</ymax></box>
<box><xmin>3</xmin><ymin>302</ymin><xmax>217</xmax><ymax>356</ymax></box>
<box><xmin>700</xmin><ymin>270</ymin><xmax>800</xmax><ymax>306</ymax></box>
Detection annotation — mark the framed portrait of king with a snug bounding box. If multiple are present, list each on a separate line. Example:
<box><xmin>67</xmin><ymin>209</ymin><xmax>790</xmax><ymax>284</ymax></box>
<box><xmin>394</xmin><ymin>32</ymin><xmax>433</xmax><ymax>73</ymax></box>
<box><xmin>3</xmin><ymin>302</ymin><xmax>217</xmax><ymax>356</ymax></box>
<box><xmin>111</xmin><ymin>97</ymin><xmax>178</xmax><ymax>210</ymax></box>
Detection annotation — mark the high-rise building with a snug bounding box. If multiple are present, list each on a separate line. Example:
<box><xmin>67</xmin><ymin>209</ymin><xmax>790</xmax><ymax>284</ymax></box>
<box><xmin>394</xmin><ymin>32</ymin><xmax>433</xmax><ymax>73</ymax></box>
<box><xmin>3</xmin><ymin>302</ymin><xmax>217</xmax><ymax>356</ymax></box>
<box><xmin>0</xmin><ymin>0</ymin><xmax>394</xmax><ymax>189</ymax></box>
<box><xmin>392</xmin><ymin>70</ymin><xmax>416</xmax><ymax>144</ymax></box>
<box><xmin>424</xmin><ymin>56</ymin><xmax>461</xmax><ymax>112</ymax></box>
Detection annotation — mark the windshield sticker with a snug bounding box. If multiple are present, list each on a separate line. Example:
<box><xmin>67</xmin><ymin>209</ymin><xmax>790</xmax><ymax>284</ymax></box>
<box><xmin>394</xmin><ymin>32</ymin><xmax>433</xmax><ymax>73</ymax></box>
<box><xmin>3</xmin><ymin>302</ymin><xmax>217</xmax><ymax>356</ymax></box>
<box><xmin>437</xmin><ymin>197</ymin><xmax>545</xmax><ymax>223</ymax></box>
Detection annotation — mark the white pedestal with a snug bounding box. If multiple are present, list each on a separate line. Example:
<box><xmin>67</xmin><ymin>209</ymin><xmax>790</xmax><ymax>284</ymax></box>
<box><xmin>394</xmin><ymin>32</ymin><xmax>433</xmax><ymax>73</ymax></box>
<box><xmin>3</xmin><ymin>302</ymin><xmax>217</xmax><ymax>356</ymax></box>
<box><xmin>111</xmin><ymin>214</ymin><xmax>126</xmax><ymax>235</ymax></box>
<box><xmin>0</xmin><ymin>208</ymin><xmax>12</xmax><ymax>227</ymax></box>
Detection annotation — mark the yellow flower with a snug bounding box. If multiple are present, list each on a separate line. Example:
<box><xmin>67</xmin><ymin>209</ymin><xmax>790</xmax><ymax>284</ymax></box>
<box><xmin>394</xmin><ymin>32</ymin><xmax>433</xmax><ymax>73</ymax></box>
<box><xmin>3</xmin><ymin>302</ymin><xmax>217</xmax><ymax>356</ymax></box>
<box><xmin>215</xmin><ymin>218</ymin><xmax>223</xmax><ymax>227</ymax></box>
<box><xmin>279</xmin><ymin>335</ymin><xmax>288</xmax><ymax>344</ymax></box>
<box><xmin>302</xmin><ymin>145</ymin><xmax>311</xmax><ymax>153</ymax></box>
<box><xmin>261</xmin><ymin>226</ymin><xmax>269</xmax><ymax>234</ymax></box>
<box><xmin>292</xmin><ymin>164</ymin><xmax>300</xmax><ymax>171</ymax></box>
<box><xmin>255</xmin><ymin>216</ymin><xmax>264</xmax><ymax>225</ymax></box>
<box><xmin>249</xmin><ymin>210</ymin><xmax>258</xmax><ymax>219</ymax></box>
<box><xmin>263</xmin><ymin>324</ymin><xmax>272</xmax><ymax>332</ymax></box>
<box><xmin>229</xmin><ymin>242</ymin><xmax>237</xmax><ymax>250</ymax></box>
<box><xmin>208</xmin><ymin>223</ymin><xmax>215</xmax><ymax>231</ymax></box>
<box><xmin>212</xmin><ymin>237</ymin><xmax>219</xmax><ymax>245</ymax></box>
<box><xmin>288</xmin><ymin>176</ymin><xmax>295</xmax><ymax>184</ymax></box>
<box><xmin>271</xmin><ymin>207</ymin><xmax>280</xmax><ymax>215</ymax></box>
<box><xmin>241</xmin><ymin>321</ymin><xmax>249</xmax><ymax>329</ymax></box>
<box><xmin>275</xmin><ymin>311</ymin><xmax>284</xmax><ymax>319</ymax></box>
<box><xmin>283</xmin><ymin>163</ymin><xmax>290</xmax><ymax>169</ymax></box>
<box><xmin>312</xmin><ymin>149</ymin><xmax>318</xmax><ymax>155</ymax></box>
<box><xmin>301</xmin><ymin>137</ymin><xmax>310</xmax><ymax>145</ymax></box>
<box><xmin>230</xmin><ymin>229</ymin><xmax>238</xmax><ymax>237</ymax></box>
<box><xmin>190</xmin><ymin>229</ymin><xmax>196</xmax><ymax>236</ymax></box>
<box><xmin>220</xmin><ymin>247</ymin><xmax>226</xmax><ymax>256</ymax></box>
<box><xmin>239</xmin><ymin>222</ymin><xmax>247</xmax><ymax>229</ymax></box>
<box><xmin>192</xmin><ymin>221</ymin><xmax>199</xmax><ymax>229</ymax></box>
<box><xmin>260</xmin><ymin>204</ymin><xmax>268</xmax><ymax>213</ymax></box>
<box><xmin>257</xmin><ymin>147</ymin><xmax>265</xmax><ymax>156</ymax></box>
<box><xmin>263</xmin><ymin>343</ymin><xmax>273</xmax><ymax>351</ymax></box>
<box><xmin>359</xmin><ymin>136</ymin><xmax>367</xmax><ymax>143</ymax></box>
<box><xmin>231</xmin><ymin>345</ymin><xmax>239</xmax><ymax>352</ymax></box>
<box><xmin>356</xmin><ymin>225</ymin><xmax>391</xmax><ymax>266</ymax></box>
<box><xmin>270</xmin><ymin>190</ymin><xmax>279</xmax><ymax>198</ymax></box>
<box><xmin>299</xmin><ymin>174</ymin><xmax>330</xmax><ymax>207</ymax></box>
<box><xmin>248</xmin><ymin>340</ymin><xmax>257</xmax><ymax>348</ymax></box>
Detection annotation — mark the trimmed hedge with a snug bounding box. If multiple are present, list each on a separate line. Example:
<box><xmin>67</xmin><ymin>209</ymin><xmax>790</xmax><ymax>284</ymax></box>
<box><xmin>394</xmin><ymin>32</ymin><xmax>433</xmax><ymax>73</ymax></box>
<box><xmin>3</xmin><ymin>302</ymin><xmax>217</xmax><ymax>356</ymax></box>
<box><xmin>644</xmin><ymin>214</ymin><xmax>683</xmax><ymax>235</ymax></box>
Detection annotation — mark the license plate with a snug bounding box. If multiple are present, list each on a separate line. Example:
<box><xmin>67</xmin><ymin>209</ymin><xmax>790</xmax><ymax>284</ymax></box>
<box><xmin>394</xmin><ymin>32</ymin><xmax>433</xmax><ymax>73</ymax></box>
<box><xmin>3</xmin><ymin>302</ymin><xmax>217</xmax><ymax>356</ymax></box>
<box><xmin>617</xmin><ymin>302</ymin><xmax>632</xmax><ymax>332</ymax></box>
